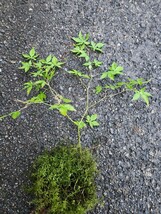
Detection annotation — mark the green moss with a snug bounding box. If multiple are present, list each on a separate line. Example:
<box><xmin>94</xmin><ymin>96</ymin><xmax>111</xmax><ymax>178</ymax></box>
<box><xmin>28</xmin><ymin>145</ymin><xmax>99</xmax><ymax>214</ymax></box>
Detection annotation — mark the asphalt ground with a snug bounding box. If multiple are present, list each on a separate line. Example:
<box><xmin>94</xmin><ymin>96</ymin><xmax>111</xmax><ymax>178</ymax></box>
<box><xmin>0</xmin><ymin>0</ymin><xmax>161</xmax><ymax>213</ymax></box>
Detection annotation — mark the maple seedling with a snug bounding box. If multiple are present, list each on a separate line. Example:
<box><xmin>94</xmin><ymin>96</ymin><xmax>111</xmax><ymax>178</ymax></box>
<box><xmin>1</xmin><ymin>32</ymin><xmax>152</xmax><ymax>144</ymax></box>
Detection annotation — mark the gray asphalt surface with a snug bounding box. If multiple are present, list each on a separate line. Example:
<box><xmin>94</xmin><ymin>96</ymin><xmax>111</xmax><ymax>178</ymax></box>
<box><xmin>0</xmin><ymin>0</ymin><xmax>161</xmax><ymax>213</ymax></box>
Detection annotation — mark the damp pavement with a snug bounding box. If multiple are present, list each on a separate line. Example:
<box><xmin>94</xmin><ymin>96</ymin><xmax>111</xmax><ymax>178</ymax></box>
<box><xmin>0</xmin><ymin>0</ymin><xmax>161</xmax><ymax>213</ymax></box>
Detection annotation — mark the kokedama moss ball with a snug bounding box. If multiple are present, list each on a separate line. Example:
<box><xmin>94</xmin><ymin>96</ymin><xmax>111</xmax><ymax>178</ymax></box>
<box><xmin>28</xmin><ymin>145</ymin><xmax>99</xmax><ymax>214</ymax></box>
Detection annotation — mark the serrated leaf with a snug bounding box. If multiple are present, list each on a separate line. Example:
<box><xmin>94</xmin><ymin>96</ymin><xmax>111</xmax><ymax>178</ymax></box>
<box><xmin>102</xmin><ymin>62</ymin><xmax>124</xmax><ymax>81</ymax></box>
<box><xmin>89</xmin><ymin>41</ymin><xmax>104</xmax><ymax>52</ymax></box>
<box><xmin>19</xmin><ymin>61</ymin><xmax>31</xmax><ymax>72</ymax></box>
<box><xmin>63</xmin><ymin>104</ymin><xmax>76</xmax><ymax>111</ymax></box>
<box><xmin>22</xmin><ymin>53</ymin><xmax>30</xmax><ymax>59</ymax></box>
<box><xmin>29</xmin><ymin>48</ymin><xmax>35</xmax><ymax>57</ymax></box>
<box><xmin>62</xmin><ymin>98</ymin><xmax>72</xmax><ymax>103</ymax></box>
<box><xmin>79</xmin><ymin>51</ymin><xmax>89</xmax><ymax>61</ymax></box>
<box><xmin>141</xmin><ymin>94</ymin><xmax>150</xmax><ymax>106</ymax></box>
<box><xmin>115</xmin><ymin>66</ymin><xmax>123</xmax><ymax>72</ymax></box>
<box><xmin>24</xmin><ymin>81</ymin><xmax>33</xmax><ymax>95</ymax></box>
<box><xmin>34</xmin><ymin>61</ymin><xmax>42</xmax><ymax>69</ymax></box>
<box><xmin>132</xmin><ymin>88</ymin><xmax>152</xmax><ymax>106</ymax></box>
<box><xmin>34</xmin><ymin>80</ymin><xmax>46</xmax><ymax>88</ymax></box>
<box><xmin>37</xmin><ymin>92</ymin><xmax>46</xmax><ymax>101</ymax></box>
<box><xmin>140</xmin><ymin>88</ymin><xmax>152</xmax><ymax>106</ymax></box>
<box><xmin>71</xmin><ymin>46</ymin><xmax>84</xmax><ymax>55</ymax></box>
<box><xmin>86</xmin><ymin>115</ymin><xmax>91</xmax><ymax>121</ymax></box>
<box><xmin>72</xmin><ymin>37</ymin><xmax>82</xmax><ymax>43</ymax></box>
<box><xmin>68</xmin><ymin>70</ymin><xmax>89</xmax><ymax>78</ymax></box>
<box><xmin>72</xmin><ymin>32</ymin><xmax>90</xmax><ymax>47</ymax></box>
<box><xmin>137</xmin><ymin>78</ymin><xmax>144</xmax><ymax>85</ymax></box>
<box><xmin>101</xmin><ymin>72</ymin><xmax>108</xmax><ymax>79</ymax></box>
<box><xmin>95</xmin><ymin>85</ymin><xmax>102</xmax><ymax>94</ymax></box>
<box><xmin>74</xmin><ymin>121</ymin><xmax>86</xmax><ymax>129</ymax></box>
<box><xmin>86</xmin><ymin>114</ymin><xmax>99</xmax><ymax>128</ymax></box>
<box><xmin>11</xmin><ymin>111</ymin><xmax>21</xmax><ymax>119</ymax></box>
<box><xmin>91</xmin><ymin>114</ymin><xmax>97</xmax><ymax>121</ymax></box>
<box><xmin>107</xmin><ymin>72</ymin><xmax>115</xmax><ymax>80</ymax></box>
<box><xmin>93</xmin><ymin>59</ymin><xmax>102</xmax><ymax>67</ymax></box>
<box><xmin>46</xmin><ymin>55</ymin><xmax>52</xmax><ymax>63</ymax></box>
<box><xmin>96</xmin><ymin>43</ymin><xmax>104</xmax><ymax>48</ymax></box>
<box><xmin>111</xmin><ymin>62</ymin><xmax>117</xmax><ymax>70</ymax></box>
<box><xmin>83</xmin><ymin>61</ymin><xmax>92</xmax><ymax>70</ymax></box>
<box><xmin>32</xmin><ymin>70</ymin><xmax>43</xmax><ymax>77</ymax></box>
<box><xmin>49</xmin><ymin>104</ymin><xmax>59</xmax><ymax>110</ymax></box>
<box><xmin>52</xmin><ymin>56</ymin><xmax>58</xmax><ymax>64</ymax></box>
<box><xmin>59</xmin><ymin>108</ymin><xmax>67</xmax><ymax>116</ymax></box>
<box><xmin>104</xmin><ymin>84</ymin><xmax>116</xmax><ymax>90</ymax></box>
<box><xmin>52</xmin><ymin>56</ymin><xmax>64</xmax><ymax>68</ymax></box>
<box><xmin>91</xmin><ymin>121</ymin><xmax>99</xmax><ymax>126</ymax></box>
<box><xmin>132</xmin><ymin>92</ymin><xmax>140</xmax><ymax>101</ymax></box>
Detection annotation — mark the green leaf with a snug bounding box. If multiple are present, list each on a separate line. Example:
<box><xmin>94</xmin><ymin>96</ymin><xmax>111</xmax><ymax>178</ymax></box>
<box><xmin>49</xmin><ymin>104</ymin><xmax>60</xmax><ymax>110</ymax></box>
<box><xmin>32</xmin><ymin>70</ymin><xmax>44</xmax><ymax>77</ymax></box>
<box><xmin>49</xmin><ymin>104</ymin><xmax>76</xmax><ymax>116</ymax></box>
<box><xmin>52</xmin><ymin>56</ymin><xmax>64</xmax><ymax>68</ymax></box>
<box><xmin>59</xmin><ymin>108</ymin><xmax>67</xmax><ymax>116</ymax></box>
<box><xmin>86</xmin><ymin>114</ymin><xmax>99</xmax><ymax>128</ymax></box>
<box><xmin>11</xmin><ymin>111</ymin><xmax>21</xmax><ymax>119</ymax></box>
<box><xmin>68</xmin><ymin>70</ymin><xmax>90</xmax><ymax>78</ymax></box>
<box><xmin>22</xmin><ymin>53</ymin><xmax>30</xmax><ymax>59</ymax></box>
<box><xmin>59</xmin><ymin>104</ymin><xmax>76</xmax><ymax>116</ymax></box>
<box><xmin>34</xmin><ymin>61</ymin><xmax>42</xmax><ymax>69</ymax></box>
<box><xmin>79</xmin><ymin>51</ymin><xmax>90</xmax><ymax>61</ymax></box>
<box><xmin>91</xmin><ymin>114</ymin><xmax>97</xmax><ymax>121</ymax></box>
<box><xmin>29</xmin><ymin>48</ymin><xmax>35</xmax><ymax>57</ymax></box>
<box><xmin>91</xmin><ymin>121</ymin><xmax>99</xmax><ymax>126</ymax></box>
<box><xmin>96</xmin><ymin>43</ymin><xmax>104</xmax><ymax>48</ymax></box>
<box><xmin>62</xmin><ymin>98</ymin><xmax>72</xmax><ymax>103</ymax></box>
<box><xmin>125</xmin><ymin>78</ymin><xmax>150</xmax><ymax>90</ymax></box>
<box><xmin>89</xmin><ymin>41</ymin><xmax>104</xmax><ymax>52</ymax></box>
<box><xmin>24</xmin><ymin>81</ymin><xmax>33</xmax><ymax>95</ymax></box>
<box><xmin>28</xmin><ymin>92</ymin><xmax>46</xmax><ymax>103</ymax></box>
<box><xmin>63</xmin><ymin>104</ymin><xmax>76</xmax><ymax>111</ymax></box>
<box><xmin>72</xmin><ymin>31</ymin><xmax>90</xmax><ymax>47</ymax></box>
<box><xmin>19</xmin><ymin>61</ymin><xmax>32</xmax><ymax>72</ymax></box>
<box><xmin>132</xmin><ymin>92</ymin><xmax>140</xmax><ymax>101</ymax></box>
<box><xmin>34</xmin><ymin>80</ymin><xmax>46</xmax><ymax>88</ymax></box>
<box><xmin>46</xmin><ymin>55</ymin><xmax>52</xmax><ymax>63</ymax></box>
<box><xmin>83</xmin><ymin>61</ymin><xmax>92</xmax><ymax>70</ymax></box>
<box><xmin>140</xmin><ymin>88</ymin><xmax>152</xmax><ymax>106</ymax></box>
<box><xmin>74</xmin><ymin>121</ymin><xmax>86</xmax><ymax>129</ymax></box>
<box><xmin>101</xmin><ymin>62</ymin><xmax>123</xmax><ymax>80</ymax></box>
<box><xmin>37</xmin><ymin>92</ymin><xmax>46</xmax><ymax>101</ymax></box>
<box><xmin>100</xmin><ymin>72</ymin><xmax>108</xmax><ymax>79</ymax></box>
<box><xmin>132</xmin><ymin>88</ymin><xmax>152</xmax><ymax>106</ymax></box>
<box><xmin>71</xmin><ymin>46</ymin><xmax>84</xmax><ymax>55</ymax></box>
<box><xmin>95</xmin><ymin>85</ymin><xmax>102</xmax><ymax>94</ymax></box>
<box><xmin>93</xmin><ymin>59</ymin><xmax>102</xmax><ymax>67</ymax></box>
<box><xmin>104</xmin><ymin>84</ymin><xmax>121</xmax><ymax>90</ymax></box>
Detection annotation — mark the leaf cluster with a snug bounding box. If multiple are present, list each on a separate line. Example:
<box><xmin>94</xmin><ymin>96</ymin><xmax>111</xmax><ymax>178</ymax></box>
<box><xmin>29</xmin><ymin>145</ymin><xmax>98</xmax><ymax>214</ymax></box>
<box><xmin>71</xmin><ymin>32</ymin><xmax>104</xmax><ymax>69</ymax></box>
<box><xmin>86</xmin><ymin>114</ymin><xmax>99</xmax><ymax>128</ymax></box>
<box><xmin>96</xmin><ymin>71</ymin><xmax>152</xmax><ymax>106</ymax></box>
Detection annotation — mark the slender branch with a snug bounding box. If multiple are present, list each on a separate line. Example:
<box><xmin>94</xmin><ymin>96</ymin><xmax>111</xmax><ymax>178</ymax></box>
<box><xmin>78</xmin><ymin>78</ymin><xmax>87</xmax><ymax>90</ymax></box>
<box><xmin>77</xmin><ymin>127</ymin><xmax>81</xmax><ymax>148</ymax></box>
<box><xmin>46</xmin><ymin>81</ymin><xmax>61</xmax><ymax>103</ymax></box>
<box><xmin>89</xmin><ymin>89</ymin><xmax>125</xmax><ymax>109</ymax></box>
<box><xmin>66</xmin><ymin>114</ymin><xmax>75</xmax><ymax>124</ymax></box>
<box><xmin>80</xmin><ymin>70</ymin><xmax>93</xmax><ymax>122</ymax></box>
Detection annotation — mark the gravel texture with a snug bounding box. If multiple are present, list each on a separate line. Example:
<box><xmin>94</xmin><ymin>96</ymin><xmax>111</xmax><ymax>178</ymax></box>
<box><xmin>1</xmin><ymin>0</ymin><xmax>161</xmax><ymax>213</ymax></box>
